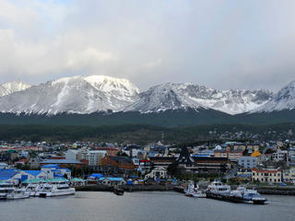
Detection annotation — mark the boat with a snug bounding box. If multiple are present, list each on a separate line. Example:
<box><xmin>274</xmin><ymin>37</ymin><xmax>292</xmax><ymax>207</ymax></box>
<box><xmin>0</xmin><ymin>183</ymin><xmax>30</xmax><ymax>200</ymax></box>
<box><xmin>230</xmin><ymin>186</ymin><xmax>267</xmax><ymax>204</ymax></box>
<box><xmin>184</xmin><ymin>182</ymin><xmax>206</xmax><ymax>198</ymax></box>
<box><xmin>26</xmin><ymin>183</ymin><xmax>40</xmax><ymax>197</ymax></box>
<box><xmin>36</xmin><ymin>181</ymin><xmax>75</xmax><ymax>197</ymax></box>
<box><xmin>206</xmin><ymin>180</ymin><xmax>231</xmax><ymax>196</ymax></box>
<box><xmin>113</xmin><ymin>186</ymin><xmax>124</xmax><ymax>196</ymax></box>
<box><xmin>206</xmin><ymin>181</ymin><xmax>267</xmax><ymax>204</ymax></box>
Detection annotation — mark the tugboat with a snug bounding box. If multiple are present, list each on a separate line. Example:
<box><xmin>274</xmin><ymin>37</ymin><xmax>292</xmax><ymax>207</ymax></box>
<box><xmin>113</xmin><ymin>186</ymin><xmax>124</xmax><ymax>196</ymax></box>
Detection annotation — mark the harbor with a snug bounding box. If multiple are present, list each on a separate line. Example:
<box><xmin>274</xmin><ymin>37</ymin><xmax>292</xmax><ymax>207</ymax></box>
<box><xmin>0</xmin><ymin>192</ymin><xmax>294</xmax><ymax>221</ymax></box>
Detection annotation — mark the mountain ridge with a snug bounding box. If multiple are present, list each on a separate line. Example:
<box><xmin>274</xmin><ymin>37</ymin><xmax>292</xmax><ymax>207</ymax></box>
<box><xmin>0</xmin><ymin>75</ymin><xmax>294</xmax><ymax>116</ymax></box>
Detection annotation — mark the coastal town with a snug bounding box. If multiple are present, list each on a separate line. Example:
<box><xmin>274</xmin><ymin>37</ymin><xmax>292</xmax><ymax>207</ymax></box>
<box><xmin>0</xmin><ymin>138</ymin><xmax>295</xmax><ymax>202</ymax></box>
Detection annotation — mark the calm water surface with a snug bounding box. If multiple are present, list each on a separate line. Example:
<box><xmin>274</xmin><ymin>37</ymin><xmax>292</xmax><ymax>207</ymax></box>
<box><xmin>0</xmin><ymin>192</ymin><xmax>294</xmax><ymax>221</ymax></box>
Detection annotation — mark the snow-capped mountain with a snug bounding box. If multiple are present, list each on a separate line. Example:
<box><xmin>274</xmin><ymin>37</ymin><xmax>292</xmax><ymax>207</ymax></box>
<box><xmin>0</xmin><ymin>81</ymin><xmax>31</xmax><ymax>97</ymax></box>
<box><xmin>252</xmin><ymin>80</ymin><xmax>295</xmax><ymax>112</ymax></box>
<box><xmin>0</xmin><ymin>75</ymin><xmax>139</xmax><ymax>115</ymax></box>
<box><xmin>126</xmin><ymin>83</ymin><xmax>273</xmax><ymax>114</ymax></box>
<box><xmin>2</xmin><ymin>76</ymin><xmax>294</xmax><ymax>115</ymax></box>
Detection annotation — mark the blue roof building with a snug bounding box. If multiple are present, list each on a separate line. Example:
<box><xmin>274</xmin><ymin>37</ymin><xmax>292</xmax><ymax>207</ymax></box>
<box><xmin>0</xmin><ymin>169</ymin><xmax>18</xmax><ymax>181</ymax></box>
<box><xmin>41</xmin><ymin>164</ymin><xmax>61</xmax><ymax>169</ymax></box>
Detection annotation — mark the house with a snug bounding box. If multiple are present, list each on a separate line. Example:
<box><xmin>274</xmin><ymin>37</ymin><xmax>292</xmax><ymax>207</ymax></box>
<box><xmin>272</xmin><ymin>149</ymin><xmax>288</xmax><ymax>162</ymax></box>
<box><xmin>252</xmin><ymin>168</ymin><xmax>282</xmax><ymax>183</ymax></box>
<box><xmin>145</xmin><ymin>167</ymin><xmax>167</xmax><ymax>180</ymax></box>
<box><xmin>99</xmin><ymin>177</ymin><xmax>126</xmax><ymax>186</ymax></box>
<box><xmin>14</xmin><ymin>158</ymin><xmax>28</xmax><ymax>166</ymax></box>
<box><xmin>28</xmin><ymin>157</ymin><xmax>41</xmax><ymax>169</ymax></box>
<box><xmin>0</xmin><ymin>162</ymin><xmax>8</xmax><ymax>169</ymax></box>
<box><xmin>214</xmin><ymin>150</ymin><xmax>228</xmax><ymax>158</ymax></box>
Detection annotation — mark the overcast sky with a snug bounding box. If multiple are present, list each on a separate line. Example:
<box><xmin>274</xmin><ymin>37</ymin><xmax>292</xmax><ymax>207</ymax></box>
<box><xmin>0</xmin><ymin>0</ymin><xmax>295</xmax><ymax>91</ymax></box>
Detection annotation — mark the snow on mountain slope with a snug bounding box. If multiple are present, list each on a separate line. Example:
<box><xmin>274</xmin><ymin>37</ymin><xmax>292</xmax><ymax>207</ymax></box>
<box><xmin>252</xmin><ymin>80</ymin><xmax>295</xmax><ymax>112</ymax></box>
<box><xmin>125</xmin><ymin>83</ymin><xmax>273</xmax><ymax>114</ymax></box>
<box><xmin>0</xmin><ymin>76</ymin><xmax>282</xmax><ymax>115</ymax></box>
<box><xmin>124</xmin><ymin>83</ymin><xmax>208</xmax><ymax>113</ymax></box>
<box><xmin>0</xmin><ymin>81</ymin><xmax>31</xmax><ymax>97</ymax></box>
<box><xmin>0</xmin><ymin>75</ymin><xmax>139</xmax><ymax>115</ymax></box>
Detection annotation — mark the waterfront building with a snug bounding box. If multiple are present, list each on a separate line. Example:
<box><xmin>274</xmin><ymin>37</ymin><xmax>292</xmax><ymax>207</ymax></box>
<box><xmin>252</xmin><ymin>168</ymin><xmax>282</xmax><ymax>183</ymax></box>
<box><xmin>0</xmin><ymin>169</ymin><xmax>19</xmax><ymax>184</ymax></box>
<box><xmin>150</xmin><ymin>147</ymin><xmax>231</xmax><ymax>174</ymax></box>
<box><xmin>99</xmin><ymin>177</ymin><xmax>126</xmax><ymax>186</ymax></box>
<box><xmin>41</xmin><ymin>164</ymin><xmax>72</xmax><ymax>179</ymax></box>
<box><xmin>145</xmin><ymin>167</ymin><xmax>168</xmax><ymax>180</ymax></box>
<box><xmin>283</xmin><ymin>167</ymin><xmax>295</xmax><ymax>183</ymax></box>
<box><xmin>14</xmin><ymin>170</ymin><xmax>48</xmax><ymax>182</ymax></box>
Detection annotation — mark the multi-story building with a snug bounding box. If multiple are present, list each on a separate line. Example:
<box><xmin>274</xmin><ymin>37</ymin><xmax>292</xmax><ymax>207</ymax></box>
<box><xmin>214</xmin><ymin>150</ymin><xmax>243</xmax><ymax>161</ymax></box>
<box><xmin>283</xmin><ymin>167</ymin><xmax>295</xmax><ymax>183</ymax></box>
<box><xmin>252</xmin><ymin>168</ymin><xmax>282</xmax><ymax>183</ymax></box>
<box><xmin>86</xmin><ymin>150</ymin><xmax>107</xmax><ymax>166</ymax></box>
<box><xmin>238</xmin><ymin>156</ymin><xmax>257</xmax><ymax>169</ymax></box>
<box><xmin>272</xmin><ymin>149</ymin><xmax>288</xmax><ymax>162</ymax></box>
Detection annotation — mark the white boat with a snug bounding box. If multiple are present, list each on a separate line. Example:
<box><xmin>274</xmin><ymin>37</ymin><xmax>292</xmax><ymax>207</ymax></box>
<box><xmin>13</xmin><ymin>188</ymin><xmax>30</xmax><ymax>199</ymax></box>
<box><xmin>206</xmin><ymin>181</ymin><xmax>231</xmax><ymax>195</ymax></box>
<box><xmin>185</xmin><ymin>182</ymin><xmax>206</xmax><ymax>198</ymax></box>
<box><xmin>230</xmin><ymin>186</ymin><xmax>267</xmax><ymax>204</ymax></box>
<box><xmin>26</xmin><ymin>183</ymin><xmax>41</xmax><ymax>197</ymax></box>
<box><xmin>0</xmin><ymin>183</ymin><xmax>30</xmax><ymax>200</ymax></box>
<box><xmin>36</xmin><ymin>181</ymin><xmax>75</xmax><ymax>197</ymax></box>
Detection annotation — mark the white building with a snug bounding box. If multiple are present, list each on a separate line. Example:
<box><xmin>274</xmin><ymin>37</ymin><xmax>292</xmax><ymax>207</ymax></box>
<box><xmin>252</xmin><ymin>168</ymin><xmax>282</xmax><ymax>183</ymax></box>
<box><xmin>86</xmin><ymin>150</ymin><xmax>107</xmax><ymax>166</ymax></box>
<box><xmin>283</xmin><ymin>167</ymin><xmax>295</xmax><ymax>183</ymax></box>
<box><xmin>145</xmin><ymin>167</ymin><xmax>168</xmax><ymax>180</ymax></box>
<box><xmin>65</xmin><ymin>149</ymin><xmax>79</xmax><ymax>161</ymax></box>
<box><xmin>272</xmin><ymin>149</ymin><xmax>288</xmax><ymax>162</ymax></box>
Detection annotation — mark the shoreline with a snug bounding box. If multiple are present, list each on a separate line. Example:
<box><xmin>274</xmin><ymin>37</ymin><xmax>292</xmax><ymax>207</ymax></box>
<box><xmin>76</xmin><ymin>184</ymin><xmax>175</xmax><ymax>192</ymax></box>
<box><xmin>76</xmin><ymin>184</ymin><xmax>295</xmax><ymax>196</ymax></box>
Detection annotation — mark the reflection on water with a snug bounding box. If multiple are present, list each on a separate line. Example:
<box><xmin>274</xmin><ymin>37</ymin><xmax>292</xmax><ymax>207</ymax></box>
<box><xmin>0</xmin><ymin>192</ymin><xmax>295</xmax><ymax>221</ymax></box>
